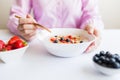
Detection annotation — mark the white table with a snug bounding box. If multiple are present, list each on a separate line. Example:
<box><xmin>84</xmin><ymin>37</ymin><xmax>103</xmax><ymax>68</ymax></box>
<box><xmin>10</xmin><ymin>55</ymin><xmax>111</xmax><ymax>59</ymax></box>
<box><xmin>0</xmin><ymin>29</ymin><xmax>120</xmax><ymax>80</ymax></box>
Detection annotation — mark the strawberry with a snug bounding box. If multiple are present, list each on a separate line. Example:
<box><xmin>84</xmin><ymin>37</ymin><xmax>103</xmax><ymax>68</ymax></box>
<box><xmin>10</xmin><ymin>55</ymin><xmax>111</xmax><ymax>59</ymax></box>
<box><xmin>13</xmin><ymin>40</ymin><xmax>24</xmax><ymax>49</ymax></box>
<box><xmin>2</xmin><ymin>45</ymin><xmax>12</xmax><ymax>51</ymax></box>
<box><xmin>5</xmin><ymin>45</ymin><xmax>12</xmax><ymax>51</ymax></box>
<box><xmin>0</xmin><ymin>40</ymin><xmax>5</xmax><ymax>51</ymax></box>
<box><xmin>8</xmin><ymin>36</ymin><xmax>21</xmax><ymax>45</ymax></box>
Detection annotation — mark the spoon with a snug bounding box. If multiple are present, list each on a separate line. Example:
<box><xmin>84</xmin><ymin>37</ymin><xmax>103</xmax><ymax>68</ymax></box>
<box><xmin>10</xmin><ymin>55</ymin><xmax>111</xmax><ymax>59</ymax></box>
<box><xmin>15</xmin><ymin>15</ymin><xmax>51</xmax><ymax>33</ymax></box>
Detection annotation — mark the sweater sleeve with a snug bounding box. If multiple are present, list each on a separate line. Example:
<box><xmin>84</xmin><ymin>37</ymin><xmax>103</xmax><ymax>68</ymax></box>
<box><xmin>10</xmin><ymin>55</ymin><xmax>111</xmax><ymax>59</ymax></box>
<box><xmin>80</xmin><ymin>0</ymin><xmax>104</xmax><ymax>30</ymax></box>
<box><xmin>7</xmin><ymin>0</ymin><xmax>32</xmax><ymax>35</ymax></box>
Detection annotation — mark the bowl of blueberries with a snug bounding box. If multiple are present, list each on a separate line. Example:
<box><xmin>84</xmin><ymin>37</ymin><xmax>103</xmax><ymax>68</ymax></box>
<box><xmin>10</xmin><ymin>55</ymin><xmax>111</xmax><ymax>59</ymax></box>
<box><xmin>93</xmin><ymin>51</ymin><xmax>120</xmax><ymax>76</ymax></box>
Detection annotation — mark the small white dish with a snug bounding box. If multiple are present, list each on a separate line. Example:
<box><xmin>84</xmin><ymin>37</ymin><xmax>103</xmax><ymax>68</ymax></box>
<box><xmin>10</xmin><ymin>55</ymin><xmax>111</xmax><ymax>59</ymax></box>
<box><xmin>94</xmin><ymin>62</ymin><xmax>120</xmax><ymax>76</ymax></box>
<box><xmin>0</xmin><ymin>44</ymin><xmax>29</xmax><ymax>63</ymax></box>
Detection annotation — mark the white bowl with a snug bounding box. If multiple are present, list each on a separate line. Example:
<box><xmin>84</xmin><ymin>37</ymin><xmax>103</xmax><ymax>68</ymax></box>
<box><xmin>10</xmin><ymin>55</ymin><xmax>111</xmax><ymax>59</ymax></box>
<box><xmin>0</xmin><ymin>45</ymin><xmax>29</xmax><ymax>63</ymax></box>
<box><xmin>94</xmin><ymin>62</ymin><xmax>120</xmax><ymax>76</ymax></box>
<box><xmin>37</xmin><ymin>28</ymin><xmax>95</xmax><ymax>57</ymax></box>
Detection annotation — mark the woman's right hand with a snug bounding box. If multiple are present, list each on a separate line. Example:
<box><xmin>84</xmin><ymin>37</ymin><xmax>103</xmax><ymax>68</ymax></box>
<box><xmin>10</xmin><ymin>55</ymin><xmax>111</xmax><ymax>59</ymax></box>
<box><xmin>17</xmin><ymin>14</ymin><xmax>37</xmax><ymax>41</ymax></box>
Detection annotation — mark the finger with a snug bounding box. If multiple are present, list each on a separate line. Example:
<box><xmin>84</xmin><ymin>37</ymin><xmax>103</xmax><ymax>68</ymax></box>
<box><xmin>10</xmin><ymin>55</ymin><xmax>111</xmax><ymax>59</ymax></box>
<box><xmin>26</xmin><ymin>14</ymin><xmax>37</xmax><ymax>23</ymax></box>
<box><xmin>18</xmin><ymin>26</ymin><xmax>35</xmax><ymax>35</ymax></box>
<box><xmin>17</xmin><ymin>24</ymin><xmax>24</xmax><ymax>31</ymax></box>
<box><xmin>24</xmin><ymin>31</ymin><xmax>36</xmax><ymax>38</ymax></box>
<box><xmin>85</xmin><ymin>42</ymin><xmax>95</xmax><ymax>53</ymax></box>
<box><xmin>24</xmin><ymin>30</ymin><xmax>36</xmax><ymax>35</ymax></box>
<box><xmin>19</xmin><ymin>27</ymin><xmax>36</xmax><ymax>35</ymax></box>
<box><xmin>26</xmin><ymin>14</ymin><xmax>33</xmax><ymax>19</ymax></box>
<box><xmin>19</xmin><ymin>18</ymin><xmax>35</xmax><ymax>24</ymax></box>
<box><xmin>19</xmin><ymin>14</ymin><xmax>35</xmax><ymax>24</ymax></box>
<box><xmin>22</xmin><ymin>31</ymin><xmax>36</xmax><ymax>40</ymax></box>
<box><xmin>21</xmin><ymin>24</ymin><xmax>37</xmax><ymax>30</ymax></box>
<box><xmin>18</xmin><ymin>24</ymin><xmax>36</xmax><ymax>33</ymax></box>
<box><xmin>84</xmin><ymin>25</ymin><xmax>94</xmax><ymax>34</ymax></box>
<box><xmin>94</xmin><ymin>28</ymin><xmax>100</xmax><ymax>37</ymax></box>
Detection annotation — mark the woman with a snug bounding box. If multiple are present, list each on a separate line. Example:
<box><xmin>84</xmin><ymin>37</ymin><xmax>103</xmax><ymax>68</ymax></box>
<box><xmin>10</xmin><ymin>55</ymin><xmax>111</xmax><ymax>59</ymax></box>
<box><xmin>7</xmin><ymin>0</ymin><xmax>104</xmax><ymax>52</ymax></box>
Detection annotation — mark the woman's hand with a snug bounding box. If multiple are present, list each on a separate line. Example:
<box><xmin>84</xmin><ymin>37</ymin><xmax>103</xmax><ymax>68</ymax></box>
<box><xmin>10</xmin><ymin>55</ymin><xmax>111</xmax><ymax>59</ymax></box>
<box><xmin>17</xmin><ymin>14</ymin><xmax>37</xmax><ymax>41</ymax></box>
<box><xmin>84</xmin><ymin>24</ymin><xmax>101</xmax><ymax>53</ymax></box>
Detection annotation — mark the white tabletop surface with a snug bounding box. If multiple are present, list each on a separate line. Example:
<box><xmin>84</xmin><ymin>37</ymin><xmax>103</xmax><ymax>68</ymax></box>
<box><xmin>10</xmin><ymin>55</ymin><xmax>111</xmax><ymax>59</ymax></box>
<box><xmin>0</xmin><ymin>29</ymin><xmax>120</xmax><ymax>80</ymax></box>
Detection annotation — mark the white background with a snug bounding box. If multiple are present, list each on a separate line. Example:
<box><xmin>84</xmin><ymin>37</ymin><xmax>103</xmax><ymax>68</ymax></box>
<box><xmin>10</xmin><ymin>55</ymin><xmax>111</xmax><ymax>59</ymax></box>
<box><xmin>0</xmin><ymin>0</ymin><xmax>120</xmax><ymax>29</ymax></box>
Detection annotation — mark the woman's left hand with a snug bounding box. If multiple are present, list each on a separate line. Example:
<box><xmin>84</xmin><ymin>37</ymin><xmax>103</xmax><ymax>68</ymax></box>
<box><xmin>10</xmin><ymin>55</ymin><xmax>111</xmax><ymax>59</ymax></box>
<box><xmin>84</xmin><ymin>24</ymin><xmax>101</xmax><ymax>53</ymax></box>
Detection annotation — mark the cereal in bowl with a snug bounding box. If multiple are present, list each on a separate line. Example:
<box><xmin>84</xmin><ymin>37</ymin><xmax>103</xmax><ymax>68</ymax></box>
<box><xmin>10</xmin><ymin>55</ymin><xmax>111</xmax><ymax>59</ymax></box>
<box><xmin>50</xmin><ymin>35</ymin><xmax>88</xmax><ymax>44</ymax></box>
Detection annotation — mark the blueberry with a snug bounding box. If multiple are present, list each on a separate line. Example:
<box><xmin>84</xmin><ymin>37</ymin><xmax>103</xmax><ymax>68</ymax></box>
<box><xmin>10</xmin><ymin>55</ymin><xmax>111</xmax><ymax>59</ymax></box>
<box><xmin>97</xmin><ymin>60</ymin><xmax>102</xmax><ymax>65</ymax></box>
<box><xmin>112</xmin><ymin>62</ymin><xmax>120</xmax><ymax>68</ymax></box>
<box><xmin>105</xmin><ymin>58</ymin><xmax>110</xmax><ymax>64</ymax></box>
<box><xmin>59</xmin><ymin>37</ymin><xmax>64</xmax><ymax>41</ymax></box>
<box><xmin>99</xmin><ymin>56</ymin><xmax>106</xmax><ymax>63</ymax></box>
<box><xmin>95</xmin><ymin>54</ymin><xmax>100</xmax><ymax>58</ymax></box>
<box><xmin>93</xmin><ymin>56</ymin><xmax>99</xmax><ymax>63</ymax></box>
<box><xmin>105</xmin><ymin>51</ymin><xmax>113</xmax><ymax>58</ymax></box>
<box><xmin>54</xmin><ymin>35</ymin><xmax>57</xmax><ymax>37</ymax></box>
<box><xmin>66</xmin><ymin>39</ymin><xmax>70</xmax><ymax>42</ymax></box>
<box><xmin>53</xmin><ymin>40</ymin><xmax>58</xmax><ymax>43</ymax></box>
<box><xmin>114</xmin><ymin>54</ymin><xmax>119</xmax><ymax>57</ymax></box>
<box><xmin>100</xmin><ymin>51</ymin><xmax>105</xmax><ymax>56</ymax></box>
<box><xmin>80</xmin><ymin>41</ymin><xmax>83</xmax><ymax>43</ymax></box>
<box><xmin>116</xmin><ymin>57</ymin><xmax>120</xmax><ymax>63</ymax></box>
<box><xmin>109</xmin><ymin>58</ymin><xmax>116</xmax><ymax>64</ymax></box>
<box><xmin>112</xmin><ymin>54</ymin><xmax>119</xmax><ymax>59</ymax></box>
<box><xmin>106</xmin><ymin>51</ymin><xmax>111</xmax><ymax>54</ymax></box>
<box><xmin>113</xmin><ymin>54</ymin><xmax>120</xmax><ymax>59</ymax></box>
